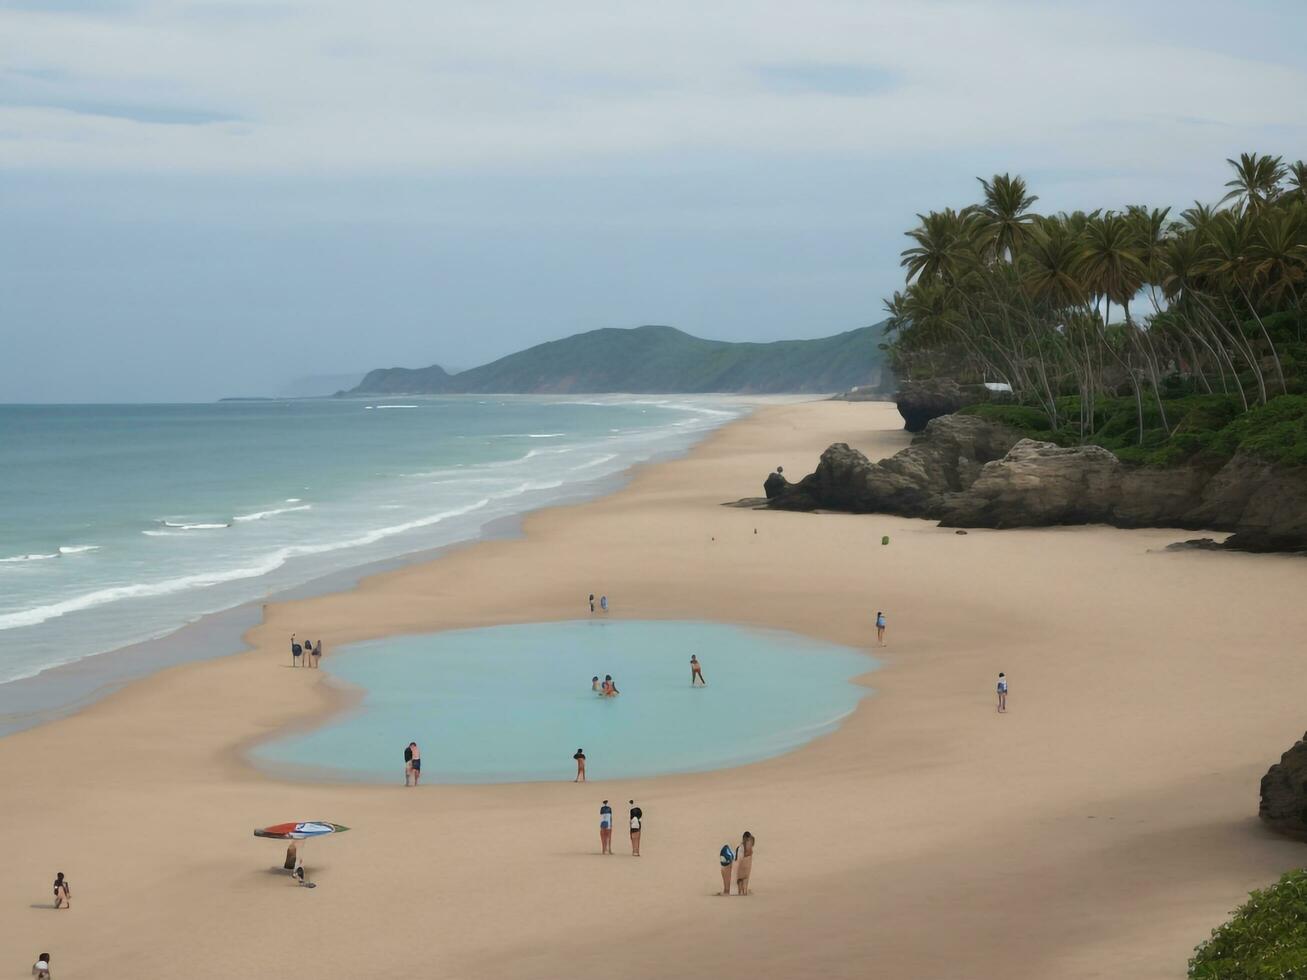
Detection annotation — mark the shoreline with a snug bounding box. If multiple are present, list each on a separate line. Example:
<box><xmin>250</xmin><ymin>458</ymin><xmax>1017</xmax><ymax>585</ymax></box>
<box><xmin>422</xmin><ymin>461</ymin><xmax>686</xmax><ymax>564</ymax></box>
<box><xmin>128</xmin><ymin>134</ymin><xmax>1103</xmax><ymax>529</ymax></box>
<box><xmin>7</xmin><ymin>399</ymin><xmax>1307</xmax><ymax>979</ymax></box>
<box><xmin>0</xmin><ymin>402</ymin><xmax>756</xmax><ymax>738</ymax></box>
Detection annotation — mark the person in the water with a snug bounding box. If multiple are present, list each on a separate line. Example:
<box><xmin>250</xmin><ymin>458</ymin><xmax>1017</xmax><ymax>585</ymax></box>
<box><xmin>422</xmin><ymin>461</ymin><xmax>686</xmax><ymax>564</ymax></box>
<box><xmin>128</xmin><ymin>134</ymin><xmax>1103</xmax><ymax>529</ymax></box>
<box><xmin>690</xmin><ymin>655</ymin><xmax>706</xmax><ymax>686</ymax></box>
<box><xmin>591</xmin><ymin>675</ymin><xmax>602</xmax><ymax>693</ymax></box>
<box><xmin>602</xmin><ymin>674</ymin><xmax>619</xmax><ymax>697</ymax></box>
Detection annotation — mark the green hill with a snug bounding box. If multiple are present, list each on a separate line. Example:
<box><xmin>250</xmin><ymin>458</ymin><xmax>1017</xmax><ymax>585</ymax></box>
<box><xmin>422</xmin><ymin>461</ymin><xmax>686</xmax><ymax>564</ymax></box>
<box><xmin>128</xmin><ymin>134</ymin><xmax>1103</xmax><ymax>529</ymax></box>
<box><xmin>350</xmin><ymin>323</ymin><xmax>888</xmax><ymax>395</ymax></box>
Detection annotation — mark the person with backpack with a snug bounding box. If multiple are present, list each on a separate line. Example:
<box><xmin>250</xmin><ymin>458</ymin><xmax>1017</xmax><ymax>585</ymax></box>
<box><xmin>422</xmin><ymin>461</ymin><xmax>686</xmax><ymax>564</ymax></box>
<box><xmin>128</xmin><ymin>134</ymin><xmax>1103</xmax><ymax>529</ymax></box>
<box><xmin>290</xmin><ymin>634</ymin><xmax>302</xmax><ymax>667</ymax></box>
<box><xmin>628</xmin><ymin>800</ymin><xmax>642</xmax><ymax>856</ymax></box>
<box><xmin>718</xmin><ymin>842</ymin><xmax>735</xmax><ymax>895</ymax></box>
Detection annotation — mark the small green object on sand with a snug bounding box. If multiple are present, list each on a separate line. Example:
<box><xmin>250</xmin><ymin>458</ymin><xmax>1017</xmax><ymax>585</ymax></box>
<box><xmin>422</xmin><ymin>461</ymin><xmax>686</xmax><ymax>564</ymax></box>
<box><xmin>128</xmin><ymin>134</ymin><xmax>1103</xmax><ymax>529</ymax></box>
<box><xmin>882</xmin><ymin>535</ymin><xmax>890</xmax><ymax>545</ymax></box>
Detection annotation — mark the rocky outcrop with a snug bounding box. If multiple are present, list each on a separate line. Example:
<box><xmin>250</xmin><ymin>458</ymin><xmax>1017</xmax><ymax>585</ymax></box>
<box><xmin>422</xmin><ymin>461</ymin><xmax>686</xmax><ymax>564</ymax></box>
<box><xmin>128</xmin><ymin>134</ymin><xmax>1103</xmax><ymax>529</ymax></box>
<box><xmin>763</xmin><ymin>415</ymin><xmax>1307</xmax><ymax>552</ymax></box>
<box><xmin>763</xmin><ymin>471</ymin><xmax>789</xmax><ymax>500</ymax></box>
<box><xmin>1260</xmin><ymin>733</ymin><xmax>1307</xmax><ymax>839</ymax></box>
<box><xmin>893</xmin><ymin>379</ymin><xmax>978</xmax><ymax>432</ymax></box>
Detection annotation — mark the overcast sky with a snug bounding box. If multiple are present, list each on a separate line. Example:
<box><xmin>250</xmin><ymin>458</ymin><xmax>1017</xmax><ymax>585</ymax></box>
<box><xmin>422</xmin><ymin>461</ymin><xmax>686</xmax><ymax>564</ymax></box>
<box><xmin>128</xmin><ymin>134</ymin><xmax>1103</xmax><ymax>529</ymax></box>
<box><xmin>2</xmin><ymin>0</ymin><xmax>1305</xmax><ymax>401</ymax></box>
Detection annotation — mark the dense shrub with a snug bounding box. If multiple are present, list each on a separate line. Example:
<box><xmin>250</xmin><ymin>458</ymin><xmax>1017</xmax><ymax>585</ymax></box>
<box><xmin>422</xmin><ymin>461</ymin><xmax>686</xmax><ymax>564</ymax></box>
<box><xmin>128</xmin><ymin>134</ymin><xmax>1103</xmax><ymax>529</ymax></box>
<box><xmin>1189</xmin><ymin>870</ymin><xmax>1307</xmax><ymax>979</ymax></box>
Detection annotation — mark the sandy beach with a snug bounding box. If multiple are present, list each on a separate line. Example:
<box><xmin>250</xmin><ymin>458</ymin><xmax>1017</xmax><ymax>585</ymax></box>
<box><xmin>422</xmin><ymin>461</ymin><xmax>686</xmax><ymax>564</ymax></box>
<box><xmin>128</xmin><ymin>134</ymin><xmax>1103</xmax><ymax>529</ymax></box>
<box><xmin>6</xmin><ymin>399</ymin><xmax>1307</xmax><ymax>979</ymax></box>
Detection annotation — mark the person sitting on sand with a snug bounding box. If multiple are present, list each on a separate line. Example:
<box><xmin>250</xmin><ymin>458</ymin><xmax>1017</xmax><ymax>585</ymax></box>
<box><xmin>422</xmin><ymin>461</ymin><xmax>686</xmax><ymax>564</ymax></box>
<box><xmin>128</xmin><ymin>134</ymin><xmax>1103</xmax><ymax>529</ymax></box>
<box><xmin>719</xmin><ymin>842</ymin><xmax>735</xmax><ymax>895</ymax></box>
<box><xmin>291</xmin><ymin>634</ymin><xmax>302</xmax><ymax>667</ymax></box>
<box><xmin>735</xmin><ymin>832</ymin><xmax>755</xmax><ymax>895</ymax></box>
<box><xmin>875</xmin><ymin>611</ymin><xmax>886</xmax><ymax>646</ymax></box>
<box><xmin>997</xmin><ymin>672</ymin><xmax>1008</xmax><ymax>713</ymax></box>
<box><xmin>33</xmin><ymin>953</ymin><xmax>51</xmax><ymax>979</ymax></box>
<box><xmin>690</xmin><ymin>655</ymin><xmax>706</xmax><ymax>686</ymax></box>
<box><xmin>592</xmin><ymin>676</ymin><xmax>602</xmax><ymax>693</ymax></box>
<box><xmin>52</xmin><ymin>872</ymin><xmax>69</xmax><ymax>910</ymax></box>
<box><xmin>599</xmin><ymin>800</ymin><xmax>613</xmax><ymax>854</ymax></box>
<box><xmin>573</xmin><ymin>748</ymin><xmax>586</xmax><ymax>782</ymax></box>
<box><xmin>311</xmin><ymin>639</ymin><xmax>322</xmax><ymax>668</ymax></box>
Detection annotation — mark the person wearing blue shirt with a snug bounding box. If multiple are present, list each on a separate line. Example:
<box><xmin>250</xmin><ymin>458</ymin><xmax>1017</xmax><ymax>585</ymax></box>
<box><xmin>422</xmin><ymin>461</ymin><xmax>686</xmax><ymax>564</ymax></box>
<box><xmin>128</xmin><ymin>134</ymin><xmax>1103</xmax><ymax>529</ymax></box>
<box><xmin>599</xmin><ymin>800</ymin><xmax>613</xmax><ymax>854</ymax></box>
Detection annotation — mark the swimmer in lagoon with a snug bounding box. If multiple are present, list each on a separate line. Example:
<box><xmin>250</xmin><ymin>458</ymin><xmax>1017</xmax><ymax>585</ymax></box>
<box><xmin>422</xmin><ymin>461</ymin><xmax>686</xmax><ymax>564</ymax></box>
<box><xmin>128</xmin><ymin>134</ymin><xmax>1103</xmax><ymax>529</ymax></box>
<box><xmin>592</xmin><ymin>675</ymin><xmax>602</xmax><ymax>693</ymax></box>
<box><xmin>690</xmin><ymin>655</ymin><xmax>706</xmax><ymax>686</ymax></box>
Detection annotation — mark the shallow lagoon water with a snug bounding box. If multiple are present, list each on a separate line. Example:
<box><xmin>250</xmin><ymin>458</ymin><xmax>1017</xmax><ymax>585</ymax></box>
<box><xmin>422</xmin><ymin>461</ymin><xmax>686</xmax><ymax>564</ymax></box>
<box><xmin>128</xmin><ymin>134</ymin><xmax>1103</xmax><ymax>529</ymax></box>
<box><xmin>252</xmin><ymin>620</ymin><xmax>874</xmax><ymax>783</ymax></box>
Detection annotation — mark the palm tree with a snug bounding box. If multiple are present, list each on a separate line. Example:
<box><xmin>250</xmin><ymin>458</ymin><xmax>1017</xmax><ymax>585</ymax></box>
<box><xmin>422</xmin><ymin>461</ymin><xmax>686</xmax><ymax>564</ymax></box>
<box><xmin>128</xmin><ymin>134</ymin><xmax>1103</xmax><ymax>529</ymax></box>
<box><xmin>1206</xmin><ymin>211</ymin><xmax>1287</xmax><ymax>395</ymax></box>
<box><xmin>1221</xmin><ymin>152</ymin><xmax>1287</xmax><ymax>216</ymax></box>
<box><xmin>1285</xmin><ymin>161</ymin><xmax>1307</xmax><ymax>203</ymax></box>
<box><xmin>900</xmin><ymin>208</ymin><xmax>979</xmax><ymax>286</ymax></box>
<box><xmin>975</xmin><ymin>173</ymin><xmax>1038</xmax><ymax>263</ymax></box>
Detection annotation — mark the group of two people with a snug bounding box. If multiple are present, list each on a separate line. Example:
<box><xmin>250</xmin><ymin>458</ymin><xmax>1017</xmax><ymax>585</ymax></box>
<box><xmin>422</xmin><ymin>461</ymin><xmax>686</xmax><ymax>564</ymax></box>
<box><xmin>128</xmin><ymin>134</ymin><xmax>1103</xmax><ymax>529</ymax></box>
<box><xmin>587</xmin><ymin>593</ymin><xmax>609</xmax><ymax>614</ymax></box>
<box><xmin>290</xmin><ymin>633</ymin><xmax>322</xmax><ymax>668</ymax></box>
<box><xmin>719</xmin><ymin>832</ymin><xmax>756</xmax><ymax>896</ymax></box>
<box><xmin>403</xmin><ymin>741</ymin><xmax>422</xmax><ymax>786</ymax></box>
<box><xmin>590</xmin><ymin>675</ymin><xmax>620</xmax><ymax>697</ymax></box>
<box><xmin>598</xmin><ymin>799</ymin><xmax>643</xmax><ymax>855</ymax></box>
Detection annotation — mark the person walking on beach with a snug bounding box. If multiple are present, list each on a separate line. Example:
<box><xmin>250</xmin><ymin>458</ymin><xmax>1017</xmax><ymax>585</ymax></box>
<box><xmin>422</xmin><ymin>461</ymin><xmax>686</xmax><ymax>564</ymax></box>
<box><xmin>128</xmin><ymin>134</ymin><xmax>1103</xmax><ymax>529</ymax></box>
<box><xmin>690</xmin><ymin>655</ymin><xmax>706</xmax><ymax>686</ymax></box>
<box><xmin>599</xmin><ymin>595</ymin><xmax>608</xmax><ymax>615</ymax></box>
<box><xmin>599</xmin><ymin>800</ymin><xmax>613</xmax><ymax>854</ymax></box>
<box><xmin>573</xmin><ymin>748</ymin><xmax>586</xmax><ymax>782</ymax></box>
<box><xmin>628</xmin><ymin>800</ymin><xmax>643</xmax><ymax>856</ymax></box>
<box><xmin>719</xmin><ymin>842</ymin><xmax>735</xmax><ymax>895</ymax></box>
<box><xmin>32</xmin><ymin>953</ymin><xmax>51</xmax><ymax>979</ymax></box>
<box><xmin>735</xmin><ymin>832</ymin><xmax>755</xmax><ymax>895</ymax></box>
<box><xmin>311</xmin><ymin>639</ymin><xmax>322</xmax><ymax>668</ymax></box>
<box><xmin>291</xmin><ymin>633</ymin><xmax>302</xmax><ymax>666</ymax></box>
<box><xmin>589</xmin><ymin>593</ymin><xmax>595</xmax><ymax>614</ymax></box>
<box><xmin>875</xmin><ymin>611</ymin><xmax>886</xmax><ymax>646</ymax></box>
<box><xmin>52</xmin><ymin>872</ymin><xmax>70</xmax><ymax>909</ymax></box>
<box><xmin>997</xmin><ymin>672</ymin><xmax>1008</xmax><ymax>713</ymax></box>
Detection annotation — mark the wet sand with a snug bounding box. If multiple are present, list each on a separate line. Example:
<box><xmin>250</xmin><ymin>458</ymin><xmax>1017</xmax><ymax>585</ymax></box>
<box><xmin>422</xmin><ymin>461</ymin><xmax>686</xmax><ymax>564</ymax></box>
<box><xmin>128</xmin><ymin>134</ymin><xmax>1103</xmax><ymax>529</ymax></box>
<box><xmin>5</xmin><ymin>400</ymin><xmax>1306</xmax><ymax>978</ymax></box>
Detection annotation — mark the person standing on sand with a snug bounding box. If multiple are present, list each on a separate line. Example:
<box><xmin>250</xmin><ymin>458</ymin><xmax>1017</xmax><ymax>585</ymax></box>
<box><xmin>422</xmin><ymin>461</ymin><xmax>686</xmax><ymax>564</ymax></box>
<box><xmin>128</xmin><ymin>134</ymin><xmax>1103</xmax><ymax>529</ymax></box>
<box><xmin>719</xmin><ymin>842</ymin><xmax>735</xmax><ymax>895</ymax></box>
<box><xmin>589</xmin><ymin>593</ymin><xmax>595</xmax><ymax>614</ymax></box>
<box><xmin>599</xmin><ymin>595</ymin><xmax>608</xmax><ymax>615</ymax></box>
<box><xmin>875</xmin><ymin>611</ymin><xmax>886</xmax><ymax>646</ymax></box>
<box><xmin>735</xmin><ymin>832</ymin><xmax>755</xmax><ymax>895</ymax></box>
<box><xmin>628</xmin><ymin>800</ymin><xmax>643</xmax><ymax>856</ymax></box>
<box><xmin>52</xmin><ymin>872</ymin><xmax>70</xmax><ymax>909</ymax></box>
<box><xmin>311</xmin><ymin>640</ymin><xmax>322</xmax><ymax>668</ymax></box>
<box><xmin>404</xmin><ymin>742</ymin><xmax>414</xmax><ymax>785</ymax></box>
<box><xmin>599</xmin><ymin>800</ymin><xmax>613</xmax><ymax>854</ymax></box>
<box><xmin>291</xmin><ymin>633</ymin><xmax>302</xmax><ymax>666</ymax></box>
<box><xmin>997</xmin><ymin>672</ymin><xmax>1008</xmax><ymax>713</ymax></box>
<box><xmin>690</xmin><ymin>655</ymin><xmax>706</xmax><ymax>686</ymax></box>
<box><xmin>408</xmin><ymin>742</ymin><xmax>422</xmax><ymax>785</ymax></box>
<box><xmin>574</xmin><ymin>748</ymin><xmax>586</xmax><ymax>782</ymax></box>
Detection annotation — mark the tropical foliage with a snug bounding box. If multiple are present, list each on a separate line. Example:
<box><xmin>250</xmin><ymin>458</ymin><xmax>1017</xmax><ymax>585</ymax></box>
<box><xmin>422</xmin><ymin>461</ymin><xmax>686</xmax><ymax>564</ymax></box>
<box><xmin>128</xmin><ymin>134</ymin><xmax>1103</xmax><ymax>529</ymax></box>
<box><xmin>1189</xmin><ymin>869</ymin><xmax>1307</xmax><ymax>979</ymax></box>
<box><xmin>883</xmin><ymin>154</ymin><xmax>1307</xmax><ymax>463</ymax></box>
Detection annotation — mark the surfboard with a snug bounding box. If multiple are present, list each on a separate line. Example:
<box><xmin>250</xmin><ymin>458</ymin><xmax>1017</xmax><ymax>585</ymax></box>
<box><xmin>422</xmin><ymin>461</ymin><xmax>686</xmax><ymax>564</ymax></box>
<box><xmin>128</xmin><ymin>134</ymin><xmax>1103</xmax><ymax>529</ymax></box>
<box><xmin>253</xmin><ymin>821</ymin><xmax>349</xmax><ymax>840</ymax></box>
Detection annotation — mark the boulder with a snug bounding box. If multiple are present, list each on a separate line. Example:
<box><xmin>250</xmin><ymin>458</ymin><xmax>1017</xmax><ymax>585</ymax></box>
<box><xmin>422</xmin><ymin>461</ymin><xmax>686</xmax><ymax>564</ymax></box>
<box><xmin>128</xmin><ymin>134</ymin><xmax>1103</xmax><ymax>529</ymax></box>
<box><xmin>1260</xmin><ymin>733</ymin><xmax>1307</xmax><ymax>839</ymax></box>
<box><xmin>763</xmin><ymin>471</ymin><xmax>789</xmax><ymax>500</ymax></box>
<box><xmin>893</xmin><ymin>379</ymin><xmax>976</xmax><ymax>432</ymax></box>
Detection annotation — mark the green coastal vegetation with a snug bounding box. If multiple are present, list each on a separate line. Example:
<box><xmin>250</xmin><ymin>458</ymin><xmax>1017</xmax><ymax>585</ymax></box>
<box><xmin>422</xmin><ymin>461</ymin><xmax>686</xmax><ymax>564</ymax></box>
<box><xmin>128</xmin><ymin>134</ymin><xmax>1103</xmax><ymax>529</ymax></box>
<box><xmin>883</xmin><ymin>154</ymin><xmax>1307</xmax><ymax>467</ymax></box>
<box><xmin>1189</xmin><ymin>870</ymin><xmax>1307</xmax><ymax>979</ymax></box>
<box><xmin>350</xmin><ymin>323</ymin><xmax>888</xmax><ymax>396</ymax></box>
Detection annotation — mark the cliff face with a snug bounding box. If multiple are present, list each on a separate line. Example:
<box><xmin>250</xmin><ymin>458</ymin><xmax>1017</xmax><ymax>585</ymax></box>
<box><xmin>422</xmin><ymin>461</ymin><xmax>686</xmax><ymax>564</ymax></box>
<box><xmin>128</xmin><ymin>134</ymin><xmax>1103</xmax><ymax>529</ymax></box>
<box><xmin>764</xmin><ymin>415</ymin><xmax>1307</xmax><ymax>552</ymax></box>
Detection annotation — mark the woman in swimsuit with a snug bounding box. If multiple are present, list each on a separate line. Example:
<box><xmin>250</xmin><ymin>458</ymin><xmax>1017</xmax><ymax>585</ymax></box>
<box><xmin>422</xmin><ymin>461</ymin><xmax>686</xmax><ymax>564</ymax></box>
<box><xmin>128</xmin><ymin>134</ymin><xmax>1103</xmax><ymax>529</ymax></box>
<box><xmin>52</xmin><ymin>872</ymin><xmax>70</xmax><ymax>909</ymax></box>
<box><xmin>690</xmin><ymin>655</ymin><xmax>706</xmax><ymax>686</ymax></box>
<box><xmin>735</xmin><ymin>832</ymin><xmax>755</xmax><ymax>895</ymax></box>
<box><xmin>573</xmin><ymin>748</ymin><xmax>586</xmax><ymax>782</ymax></box>
<box><xmin>875</xmin><ymin>611</ymin><xmax>886</xmax><ymax>646</ymax></box>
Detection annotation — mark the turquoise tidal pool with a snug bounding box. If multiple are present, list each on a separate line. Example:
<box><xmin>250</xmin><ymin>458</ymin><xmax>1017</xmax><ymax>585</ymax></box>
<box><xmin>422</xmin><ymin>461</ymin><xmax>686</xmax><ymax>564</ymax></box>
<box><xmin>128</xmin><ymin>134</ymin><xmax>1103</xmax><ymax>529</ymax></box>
<box><xmin>251</xmin><ymin>620</ymin><xmax>875</xmax><ymax>783</ymax></box>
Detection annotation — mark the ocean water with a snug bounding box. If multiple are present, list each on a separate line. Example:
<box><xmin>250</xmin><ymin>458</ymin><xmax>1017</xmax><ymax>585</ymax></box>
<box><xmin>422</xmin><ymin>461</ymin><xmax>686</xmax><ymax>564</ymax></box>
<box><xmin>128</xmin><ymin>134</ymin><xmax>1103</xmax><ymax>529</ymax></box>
<box><xmin>251</xmin><ymin>620</ymin><xmax>874</xmax><ymax>783</ymax></box>
<box><xmin>0</xmin><ymin>397</ymin><xmax>741</xmax><ymax>686</ymax></box>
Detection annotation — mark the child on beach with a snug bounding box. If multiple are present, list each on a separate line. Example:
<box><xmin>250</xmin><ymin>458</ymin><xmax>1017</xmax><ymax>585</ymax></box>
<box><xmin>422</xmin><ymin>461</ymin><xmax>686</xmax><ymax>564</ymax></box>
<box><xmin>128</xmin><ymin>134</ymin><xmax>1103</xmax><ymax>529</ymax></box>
<box><xmin>52</xmin><ymin>872</ymin><xmax>70</xmax><ymax>909</ymax></box>
<box><xmin>997</xmin><ymin>673</ymin><xmax>1008</xmax><ymax>713</ymax></box>
<box><xmin>33</xmin><ymin>953</ymin><xmax>51</xmax><ymax>979</ymax></box>
<box><xmin>875</xmin><ymin>611</ymin><xmax>886</xmax><ymax>646</ymax></box>
<box><xmin>690</xmin><ymin>655</ymin><xmax>706</xmax><ymax>686</ymax></box>
<box><xmin>574</xmin><ymin>748</ymin><xmax>586</xmax><ymax>782</ymax></box>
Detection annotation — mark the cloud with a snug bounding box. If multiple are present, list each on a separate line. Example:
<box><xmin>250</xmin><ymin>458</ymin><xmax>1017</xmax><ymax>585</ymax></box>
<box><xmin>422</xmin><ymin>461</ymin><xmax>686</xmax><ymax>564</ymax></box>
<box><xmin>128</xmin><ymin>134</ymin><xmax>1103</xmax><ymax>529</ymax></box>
<box><xmin>0</xmin><ymin>0</ymin><xmax>1302</xmax><ymax>177</ymax></box>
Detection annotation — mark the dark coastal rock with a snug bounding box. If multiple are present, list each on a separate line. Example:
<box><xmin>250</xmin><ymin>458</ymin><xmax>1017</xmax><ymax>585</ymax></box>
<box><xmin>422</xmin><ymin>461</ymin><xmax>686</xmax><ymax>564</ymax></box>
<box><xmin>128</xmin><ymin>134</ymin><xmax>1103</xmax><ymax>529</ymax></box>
<box><xmin>763</xmin><ymin>471</ymin><xmax>790</xmax><ymax>500</ymax></box>
<box><xmin>1260</xmin><ymin>733</ymin><xmax>1307</xmax><ymax>839</ymax></box>
<box><xmin>893</xmin><ymin>379</ymin><xmax>976</xmax><ymax>432</ymax></box>
<box><xmin>760</xmin><ymin>415</ymin><xmax>1307</xmax><ymax>552</ymax></box>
